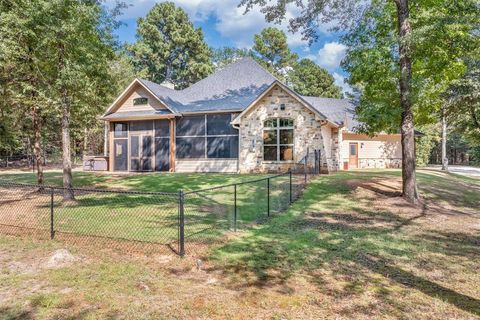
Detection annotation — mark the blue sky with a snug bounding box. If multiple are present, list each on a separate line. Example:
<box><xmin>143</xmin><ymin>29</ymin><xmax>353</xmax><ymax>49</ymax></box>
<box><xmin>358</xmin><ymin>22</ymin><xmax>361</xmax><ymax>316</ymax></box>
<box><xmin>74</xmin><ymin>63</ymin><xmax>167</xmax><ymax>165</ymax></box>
<box><xmin>108</xmin><ymin>0</ymin><xmax>350</xmax><ymax>93</ymax></box>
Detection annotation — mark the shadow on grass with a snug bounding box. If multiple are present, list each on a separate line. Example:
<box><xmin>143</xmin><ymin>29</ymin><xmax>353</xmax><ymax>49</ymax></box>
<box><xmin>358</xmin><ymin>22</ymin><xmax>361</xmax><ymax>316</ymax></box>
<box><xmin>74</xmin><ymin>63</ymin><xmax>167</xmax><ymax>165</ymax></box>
<box><xmin>355</xmin><ymin>253</ymin><xmax>480</xmax><ymax>316</ymax></box>
<box><xmin>212</xmin><ymin>171</ymin><xmax>480</xmax><ymax>316</ymax></box>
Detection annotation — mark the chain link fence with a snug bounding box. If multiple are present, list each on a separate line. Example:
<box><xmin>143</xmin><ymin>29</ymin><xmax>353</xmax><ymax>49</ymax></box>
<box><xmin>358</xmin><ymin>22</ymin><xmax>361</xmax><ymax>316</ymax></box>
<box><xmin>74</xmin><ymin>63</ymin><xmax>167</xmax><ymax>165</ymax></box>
<box><xmin>0</xmin><ymin>150</ymin><xmax>321</xmax><ymax>256</ymax></box>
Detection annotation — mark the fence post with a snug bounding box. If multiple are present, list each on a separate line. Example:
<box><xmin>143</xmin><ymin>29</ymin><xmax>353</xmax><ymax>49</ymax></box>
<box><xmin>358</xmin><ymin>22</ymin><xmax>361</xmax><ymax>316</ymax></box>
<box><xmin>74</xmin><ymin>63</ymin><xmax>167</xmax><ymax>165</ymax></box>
<box><xmin>267</xmin><ymin>178</ymin><xmax>270</xmax><ymax>217</ymax></box>
<box><xmin>178</xmin><ymin>190</ymin><xmax>185</xmax><ymax>257</ymax></box>
<box><xmin>50</xmin><ymin>187</ymin><xmax>55</xmax><ymax>239</ymax></box>
<box><xmin>304</xmin><ymin>158</ymin><xmax>307</xmax><ymax>185</ymax></box>
<box><xmin>289</xmin><ymin>170</ymin><xmax>293</xmax><ymax>204</ymax></box>
<box><xmin>5</xmin><ymin>156</ymin><xmax>8</xmax><ymax>168</ymax></box>
<box><xmin>234</xmin><ymin>184</ymin><xmax>237</xmax><ymax>232</ymax></box>
<box><xmin>303</xmin><ymin>148</ymin><xmax>310</xmax><ymax>184</ymax></box>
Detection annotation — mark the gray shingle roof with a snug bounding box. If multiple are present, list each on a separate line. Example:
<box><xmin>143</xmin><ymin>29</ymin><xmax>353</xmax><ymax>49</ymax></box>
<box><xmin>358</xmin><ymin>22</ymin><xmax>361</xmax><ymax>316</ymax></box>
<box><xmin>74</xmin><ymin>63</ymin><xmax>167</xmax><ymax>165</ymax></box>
<box><xmin>108</xmin><ymin>57</ymin><xmax>359</xmax><ymax>129</ymax></box>
<box><xmin>102</xmin><ymin>109</ymin><xmax>172</xmax><ymax>120</ymax></box>
<box><xmin>301</xmin><ymin>96</ymin><xmax>359</xmax><ymax>131</ymax></box>
<box><xmin>139</xmin><ymin>58</ymin><xmax>276</xmax><ymax>113</ymax></box>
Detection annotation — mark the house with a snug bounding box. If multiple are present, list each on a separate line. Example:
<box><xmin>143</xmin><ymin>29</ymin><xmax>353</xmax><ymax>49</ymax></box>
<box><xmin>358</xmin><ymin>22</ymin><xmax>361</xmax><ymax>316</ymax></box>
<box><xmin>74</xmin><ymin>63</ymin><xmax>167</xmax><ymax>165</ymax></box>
<box><xmin>99</xmin><ymin>58</ymin><xmax>401</xmax><ymax>173</ymax></box>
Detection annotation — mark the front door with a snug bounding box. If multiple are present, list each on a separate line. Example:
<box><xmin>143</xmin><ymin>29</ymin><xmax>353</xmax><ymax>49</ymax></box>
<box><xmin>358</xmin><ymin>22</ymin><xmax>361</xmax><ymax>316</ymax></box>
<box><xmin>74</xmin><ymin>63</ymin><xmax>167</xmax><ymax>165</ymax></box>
<box><xmin>130</xmin><ymin>135</ymin><xmax>153</xmax><ymax>171</ymax></box>
<box><xmin>349</xmin><ymin>143</ymin><xmax>358</xmax><ymax>169</ymax></box>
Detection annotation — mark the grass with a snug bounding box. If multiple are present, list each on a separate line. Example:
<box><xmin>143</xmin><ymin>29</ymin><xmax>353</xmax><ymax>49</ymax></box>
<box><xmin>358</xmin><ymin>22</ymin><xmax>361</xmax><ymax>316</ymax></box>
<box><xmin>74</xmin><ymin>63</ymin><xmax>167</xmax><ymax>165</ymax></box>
<box><xmin>0</xmin><ymin>170</ymin><xmax>271</xmax><ymax>192</ymax></box>
<box><xmin>0</xmin><ymin>170</ymin><xmax>298</xmax><ymax>249</ymax></box>
<box><xmin>0</xmin><ymin>169</ymin><xmax>479</xmax><ymax>319</ymax></box>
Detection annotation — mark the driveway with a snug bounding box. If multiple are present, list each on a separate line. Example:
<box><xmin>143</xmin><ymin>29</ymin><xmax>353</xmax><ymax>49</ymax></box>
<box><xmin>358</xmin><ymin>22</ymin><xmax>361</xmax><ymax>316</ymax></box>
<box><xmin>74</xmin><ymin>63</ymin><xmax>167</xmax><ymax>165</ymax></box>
<box><xmin>445</xmin><ymin>165</ymin><xmax>480</xmax><ymax>177</ymax></box>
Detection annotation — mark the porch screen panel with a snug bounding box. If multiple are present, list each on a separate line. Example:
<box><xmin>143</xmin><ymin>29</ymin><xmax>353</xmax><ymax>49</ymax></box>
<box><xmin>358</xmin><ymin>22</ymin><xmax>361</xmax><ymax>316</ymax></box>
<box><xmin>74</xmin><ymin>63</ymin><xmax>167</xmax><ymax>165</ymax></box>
<box><xmin>155</xmin><ymin>119</ymin><xmax>170</xmax><ymax>171</ymax></box>
<box><xmin>176</xmin><ymin>114</ymin><xmax>239</xmax><ymax>159</ymax></box>
<box><xmin>207</xmin><ymin>114</ymin><xmax>237</xmax><ymax>135</ymax></box>
<box><xmin>207</xmin><ymin>136</ymin><xmax>238</xmax><ymax>158</ymax></box>
<box><xmin>206</xmin><ymin>114</ymin><xmax>238</xmax><ymax>159</ymax></box>
<box><xmin>176</xmin><ymin>115</ymin><xmax>205</xmax><ymax>136</ymax></box>
<box><xmin>130</xmin><ymin>120</ymin><xmax>153</xmax><ymax>132</ymax></box>
<box><xmin>176</xmin><ymin>137</ymin><xmax>205</xmax><ymax>158</ymax></box>
<box><xmin>113</xmin><ymin>122</ymin><xmax>128</xmax><ymax>171</ymax></box>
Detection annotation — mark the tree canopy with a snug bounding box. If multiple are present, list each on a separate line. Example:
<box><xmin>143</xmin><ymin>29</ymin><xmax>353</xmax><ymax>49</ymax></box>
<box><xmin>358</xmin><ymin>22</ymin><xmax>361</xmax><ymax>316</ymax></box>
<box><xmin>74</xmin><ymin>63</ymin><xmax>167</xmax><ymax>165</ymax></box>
<box><xmin>252</xmin><ymin>27</ymin><xmax>298</xmax><ymax>79</ymax></box>
<box><xmin>212</xmin><ymin>47</ymin><xmax>254</xmax><ymax>71</ymax></box>
<box><xmin>342</xmin><ymin>0</ymin><xmax>479</xmax><ymax>134</ymax></box>
<box><xmin>129</xmin><ymin>2</ymin><xmax>213</xmax><ymax>89</ymax></box>
<box><xmin>289</xmin><ymin>58</ymin><xmax>342</xmax><ymax>98</ymax></box>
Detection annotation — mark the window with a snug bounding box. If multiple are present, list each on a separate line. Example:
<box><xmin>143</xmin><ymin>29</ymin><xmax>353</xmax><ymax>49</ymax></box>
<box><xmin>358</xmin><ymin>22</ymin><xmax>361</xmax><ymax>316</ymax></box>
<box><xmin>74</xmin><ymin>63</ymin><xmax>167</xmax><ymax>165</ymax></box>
<box><xmin>113</xmin><ymin>123</ymin><xmax>128</xmax><ymax>138</ymax></box>
<box><xmin>176</xmin><ymin>114</ymin><xmax>238</xmax><ymax>159</ymax></box>
<box><xmin>350</xmin><ymin>143</ymin><xmax>357</xmax><ymax>156</ymax></box>
<box><xmin>133</xmin><ymin>97</ymin><xmax>148</xmax><ymax>105</ymax></box>
<box><xmin>263</xmin><ymin>118</ymin><xmax>294</xmax><ymax>161</ymax></box>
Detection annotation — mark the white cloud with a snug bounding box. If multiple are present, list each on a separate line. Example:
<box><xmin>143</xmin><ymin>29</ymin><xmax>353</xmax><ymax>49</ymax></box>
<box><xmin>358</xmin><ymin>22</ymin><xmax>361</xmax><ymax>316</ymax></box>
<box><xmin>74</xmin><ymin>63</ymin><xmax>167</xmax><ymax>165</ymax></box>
<box><xmin>333</xmin><ymin>72</ymin><xmax>352</xmax><ymax>95</ymax></box>
<box><xmin>317</xmin><ymin>42</ymin><xmax>347</xmax><ymax>70</ymax></box>
<box><xmin>107</xmin><ymin>0</ymin><xmax>317</xmax><ymax>48</ymax></box>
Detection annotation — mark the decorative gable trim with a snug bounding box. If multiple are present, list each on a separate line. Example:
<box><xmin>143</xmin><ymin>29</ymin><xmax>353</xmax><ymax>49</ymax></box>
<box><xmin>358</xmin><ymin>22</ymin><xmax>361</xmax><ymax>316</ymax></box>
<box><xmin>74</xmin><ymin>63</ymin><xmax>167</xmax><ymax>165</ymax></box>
<box><xmin>231</xmin><ymin>81</ymin><xmax>336</xmax><ymax>127</ymax></box>
<box><xmin>101</xmin><ymin>78</ymin><xmax>179</xmax><ymax>118</ymax></box>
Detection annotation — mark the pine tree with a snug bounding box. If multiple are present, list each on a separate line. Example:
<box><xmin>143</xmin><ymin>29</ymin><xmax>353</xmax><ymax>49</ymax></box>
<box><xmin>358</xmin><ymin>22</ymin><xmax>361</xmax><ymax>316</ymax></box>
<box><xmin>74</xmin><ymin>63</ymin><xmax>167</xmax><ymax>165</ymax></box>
<box><xmin>289</xmin><ymin>59</ymin><xmax>342</xmax><ymax>98</ymax></box>
<box><xmin>129</xmin><ymin>2</ymin><xmax>213</xmax><ymax>89</ymax></box>
<box><xmin>252</xmin><ymin>27</ymin><xmax>298</xmax><ymax>80</ymax></box>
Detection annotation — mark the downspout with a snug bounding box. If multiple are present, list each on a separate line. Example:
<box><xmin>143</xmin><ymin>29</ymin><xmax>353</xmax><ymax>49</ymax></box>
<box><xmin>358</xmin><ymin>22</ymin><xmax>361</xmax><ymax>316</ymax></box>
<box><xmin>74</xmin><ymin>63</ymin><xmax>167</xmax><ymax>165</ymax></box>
<box><xmin>318</xmin><ymin>119</ymin><xmax>330</xmax><ymax>173</ymax></box>
<box><xmin>232</xmin><ymin>123</ymin><xmax>241</xmax><ymax>173</ymax></box>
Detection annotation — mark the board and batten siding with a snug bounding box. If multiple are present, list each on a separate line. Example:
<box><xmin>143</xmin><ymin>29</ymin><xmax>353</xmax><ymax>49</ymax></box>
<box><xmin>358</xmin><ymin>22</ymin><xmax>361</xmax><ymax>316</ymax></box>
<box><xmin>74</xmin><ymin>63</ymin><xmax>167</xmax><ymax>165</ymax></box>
<box><xmin>175</xmin><ymin>159</ymin><xmax>238</xmax><ymax>173</ymax></box>
<box><xmin>116</xmin><ymin>85</ymin><xmax>168</xmax><ymax>113</ymax></box>
<box><xmin>341</xmin><ymin>133</ymin><xmax>402</xmax><ymax>169</ymax></box>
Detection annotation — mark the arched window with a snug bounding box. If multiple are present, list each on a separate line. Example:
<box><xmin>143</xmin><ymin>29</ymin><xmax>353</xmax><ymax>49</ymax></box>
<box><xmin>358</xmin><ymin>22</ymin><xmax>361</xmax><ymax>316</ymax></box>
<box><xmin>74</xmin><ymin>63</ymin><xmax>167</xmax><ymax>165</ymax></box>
<box><xmin>263</xmin><ymin>118</ymin><xmax>294</xmax><ymax>161</ymax></box>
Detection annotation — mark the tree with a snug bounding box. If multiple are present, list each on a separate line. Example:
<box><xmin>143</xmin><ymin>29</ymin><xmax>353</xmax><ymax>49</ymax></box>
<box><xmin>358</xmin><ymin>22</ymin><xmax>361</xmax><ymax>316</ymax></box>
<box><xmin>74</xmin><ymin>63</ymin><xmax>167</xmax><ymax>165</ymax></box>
<box><xmin>239</xmin><ymin>0</ymin><xmax>478</xmax><ymax>203</ymax></box>
<box><xmin>252</xmin><ymin>27</ymin><xmax>298</xmax><ymax>79</ymax></box>
<box><xmin>129</xmin><ymin>2</ymin><xmax>213</xmax><ymax>89</ymax></box>
<box><xmin>38</xmin><ymin>0</ymin><xmax>121</xmax><ymax>199</ymax></box>
<box><xmin>212</xmin><ymin>47</ymin><xmax>254</xmax><ymax>71</ymax></box>
<box><xmin>0</xmin><ymin>0</ymin><xmax>50</xmax><ymax>185</ymax></box>
<box><xmin>445</xmin><ymin>60</ymin><xmax>480</xmax><ymax>144</ymax></box>
<box><xmin>289</xmin><ymin>59</ymin><xmax>342</xmax><ymax>98</ymax></box>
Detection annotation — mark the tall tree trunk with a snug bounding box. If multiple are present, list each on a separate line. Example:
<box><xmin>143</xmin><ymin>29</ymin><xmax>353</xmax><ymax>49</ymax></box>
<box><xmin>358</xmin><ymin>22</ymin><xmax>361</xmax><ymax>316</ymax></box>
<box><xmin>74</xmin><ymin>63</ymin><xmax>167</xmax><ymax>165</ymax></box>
<box><xmin>394</xmin><ymin>0</ymin><xmax>418</xmax><ymax>204</ymax></box>
<box><xmin>32</xmin><ymin>105</ymin><xmax>44</xmax><ymax>185</ymax></box>
<box><xmin>441</xmin><ymin>106</ymin><xmax>448</xmax><ymax>171</ymax></box>
<box><xmin>61</xmin><ymin>86</ymin><xmax>74</xmax><ymax>200</ymax></box>
<box><xmin>58</xmin><ymin>42</ymin><xmax>74</xmax><ymax>200</ymax></box>
<box><xmin>28</xmin><ymin>45</ymin><xmax>44</xmax><ymax>186</ymax></box>
<box><xmin>83</xmin><ymin>127</ymin><xmax>88</xmax><ymax>155</ymax></box>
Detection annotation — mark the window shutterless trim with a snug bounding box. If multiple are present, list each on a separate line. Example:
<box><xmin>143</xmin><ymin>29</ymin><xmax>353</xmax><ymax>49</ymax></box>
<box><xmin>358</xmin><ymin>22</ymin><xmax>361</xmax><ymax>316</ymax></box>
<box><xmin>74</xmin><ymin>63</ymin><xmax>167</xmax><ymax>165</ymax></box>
<box><xmin>262</xmin><ymin>118</ymin><xmax>294</xmax><ymax>162</ymax></box>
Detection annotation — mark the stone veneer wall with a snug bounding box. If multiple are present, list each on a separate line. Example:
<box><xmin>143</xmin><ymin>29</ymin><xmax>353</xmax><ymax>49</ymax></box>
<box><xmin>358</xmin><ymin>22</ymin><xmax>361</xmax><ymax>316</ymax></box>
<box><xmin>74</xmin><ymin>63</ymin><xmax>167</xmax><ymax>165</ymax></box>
<box><xmin>359</xmin><ymin>158</ymin><xmax>401</xmax><ymax>169</ymax></box>
<box><xmin>330</xmin><ymin>127</ymin><xmax>341</xmax><ymax>171</ymax></box>
<box><xmin>238</xmin><ymin>85</ymin><xmax>329</xmax><ymax>173</ymax></box>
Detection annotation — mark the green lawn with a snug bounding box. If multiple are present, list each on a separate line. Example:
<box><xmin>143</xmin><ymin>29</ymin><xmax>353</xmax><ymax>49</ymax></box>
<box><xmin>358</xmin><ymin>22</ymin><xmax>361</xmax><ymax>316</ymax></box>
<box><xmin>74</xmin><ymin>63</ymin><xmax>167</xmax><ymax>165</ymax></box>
<box><xmin>0</xmin><ymin>170</ymin><xmax>271</xmax><ymax>192</ymax></box>
<box><xmin>0</xmin><ymin>169</ymin><xmax>479</xmax><ymax>319</ymax></box>
<box><xmin>0</xmin><ymin>171</ymin><xmax>302</xmax><ymax>251</ymax></box>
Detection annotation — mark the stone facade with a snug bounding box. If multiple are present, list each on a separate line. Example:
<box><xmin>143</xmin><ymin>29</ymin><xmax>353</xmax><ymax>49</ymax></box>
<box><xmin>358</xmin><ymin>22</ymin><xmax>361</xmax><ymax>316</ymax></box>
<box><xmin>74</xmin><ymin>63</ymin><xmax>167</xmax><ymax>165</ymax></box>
<box><xmin>359</xmin><ymin>158</ymin><xmax>401</xmax><ymax>169</ymax></box>
<box><xmin>330</xmin><ymin>128</ymin><xmax>341</xmax><ymax>171</ymax></box>
<box><xmin>238</xmin><ymin>85</ymin><xmax>329</xmax><ymax>173</ymax></box>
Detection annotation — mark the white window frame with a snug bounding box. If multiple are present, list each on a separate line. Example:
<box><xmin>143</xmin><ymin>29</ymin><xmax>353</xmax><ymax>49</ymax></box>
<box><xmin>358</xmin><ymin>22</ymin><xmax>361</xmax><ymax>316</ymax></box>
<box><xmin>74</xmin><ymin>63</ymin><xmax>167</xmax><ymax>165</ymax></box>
<box><xmin>263</xmin><ymin>118</ymin><xmax>294</xmax><ymax>162</ymax></box>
